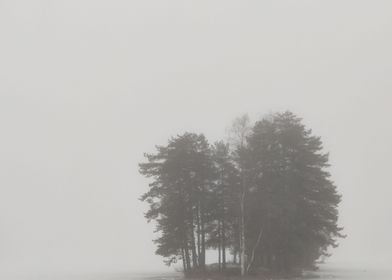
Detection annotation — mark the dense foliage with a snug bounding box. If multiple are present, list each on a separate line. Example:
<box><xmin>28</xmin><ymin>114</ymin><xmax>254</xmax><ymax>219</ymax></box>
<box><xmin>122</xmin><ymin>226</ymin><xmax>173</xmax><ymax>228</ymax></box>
<box><xmin>139</xmin><ymin>112</ymin><xmax>343</xmax><ymax>276</ymax></box>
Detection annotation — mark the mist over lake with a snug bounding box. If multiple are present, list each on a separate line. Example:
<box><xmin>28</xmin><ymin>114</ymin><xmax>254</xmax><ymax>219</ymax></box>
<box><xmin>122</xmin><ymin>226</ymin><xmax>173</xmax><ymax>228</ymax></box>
<box><xmin>1</xmin><ymin>1</ymin><xmax>391</xmax><ymax>279</ymax></box>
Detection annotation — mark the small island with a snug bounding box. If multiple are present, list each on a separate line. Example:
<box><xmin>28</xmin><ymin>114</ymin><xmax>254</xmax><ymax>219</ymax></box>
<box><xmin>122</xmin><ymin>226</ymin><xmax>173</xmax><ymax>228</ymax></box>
<box><xmin>139</xmin><ymin>112</ymin><xmax>343</xmax><ymax>279</ymax></box>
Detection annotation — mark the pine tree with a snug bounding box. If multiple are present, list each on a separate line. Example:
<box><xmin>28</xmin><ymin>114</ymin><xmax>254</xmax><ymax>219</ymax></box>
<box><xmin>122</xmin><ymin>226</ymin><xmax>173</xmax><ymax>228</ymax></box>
<box><xmin>245</xmin><ymin>112</ymin><xmax>343</xmax><ymax>273</ymax></box>
<box><xmin>208</xmin><ymin>141</ymin><xmax>241</xmax><ymax>271</ymax></box>
<box><xmin>139</xmin><ymin>133</ymin><xmax>214</xmax><ymax>272</ymax></box>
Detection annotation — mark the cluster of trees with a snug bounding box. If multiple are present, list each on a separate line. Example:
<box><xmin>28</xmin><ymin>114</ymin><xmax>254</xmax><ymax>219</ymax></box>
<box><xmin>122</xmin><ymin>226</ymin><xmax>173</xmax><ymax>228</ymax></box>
<box><xmin>139</xmin><ymin>112</ymin><xmax>343</xmax><ymax>276</ymax></box>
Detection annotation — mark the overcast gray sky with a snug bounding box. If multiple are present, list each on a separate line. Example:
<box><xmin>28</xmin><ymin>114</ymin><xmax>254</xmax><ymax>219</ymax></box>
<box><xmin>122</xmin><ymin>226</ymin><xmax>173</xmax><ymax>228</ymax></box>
<box><xmin>0</xmin><ymin>0</ymin><xmax>391</xmax><ymax>276</ymax></box>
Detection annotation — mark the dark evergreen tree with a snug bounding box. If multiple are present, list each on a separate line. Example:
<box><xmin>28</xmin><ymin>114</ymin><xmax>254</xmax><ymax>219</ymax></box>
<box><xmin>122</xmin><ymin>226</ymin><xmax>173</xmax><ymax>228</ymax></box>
<box><xmin>245</xmin><ymin>112</ymin><xmax>343</xmax><ymax>274</ymax></box>
<box><xmin>139</xmin><ymin>133</ymin><xmax>214</xmax><ymax>272</ymax></box>
<box><xmin>207</xmin><ymin>141</ymin><xmax>241</xmax><ymax>271</ymax></box>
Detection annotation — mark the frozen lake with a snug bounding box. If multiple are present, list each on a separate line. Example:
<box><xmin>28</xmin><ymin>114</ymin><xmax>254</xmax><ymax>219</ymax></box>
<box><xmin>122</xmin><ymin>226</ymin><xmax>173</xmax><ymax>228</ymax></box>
<box><xmin>310</xmin><ymin>263</ymin><xmax>392</xmax><ymax>280</ymax></box>
<box><xmin>0</xmin><ymin>272</ymin><xmax>183</xmax><ymax>280</ymax></box>
<box><xmin>2</xmin><ymin>264</ymin><xmax>392</xmax><ymax>280</ymax></box>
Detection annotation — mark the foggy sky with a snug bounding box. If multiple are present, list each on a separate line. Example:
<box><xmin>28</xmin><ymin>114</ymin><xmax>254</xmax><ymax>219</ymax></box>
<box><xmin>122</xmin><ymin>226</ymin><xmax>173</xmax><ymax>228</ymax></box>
<box><xmin>0</xmin><ymin>0</ymin><xmax>391</xmax><ymax>276</ymax></box>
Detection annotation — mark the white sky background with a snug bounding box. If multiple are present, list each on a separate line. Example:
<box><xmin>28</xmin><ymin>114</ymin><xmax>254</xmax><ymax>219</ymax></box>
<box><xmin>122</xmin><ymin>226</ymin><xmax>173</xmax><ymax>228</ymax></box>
<box><xmin>0</xmin><ymin>0</ymin><xmax>391</xmax><ymax>275</ymax></box>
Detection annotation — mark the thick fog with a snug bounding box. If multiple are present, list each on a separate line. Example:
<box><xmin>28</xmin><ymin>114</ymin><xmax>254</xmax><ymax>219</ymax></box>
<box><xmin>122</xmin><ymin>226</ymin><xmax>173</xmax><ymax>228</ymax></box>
<box><xmin>0</xmin><ymin>0</ymin><xmax>391</xmax><ymax>277</ymax></box>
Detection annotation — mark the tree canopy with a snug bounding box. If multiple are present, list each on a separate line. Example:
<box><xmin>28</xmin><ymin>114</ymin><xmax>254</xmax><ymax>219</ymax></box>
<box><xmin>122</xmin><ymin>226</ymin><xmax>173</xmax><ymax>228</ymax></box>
<box><xmin>138</xmin><ymin>112</ymin><xmax>343</xmax><ymax>277</ymax></box>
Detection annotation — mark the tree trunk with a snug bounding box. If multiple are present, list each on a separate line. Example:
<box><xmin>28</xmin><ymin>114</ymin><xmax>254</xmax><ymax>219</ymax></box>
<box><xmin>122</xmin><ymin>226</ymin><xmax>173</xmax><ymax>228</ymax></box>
<box><xmin>247</xmin><ymin>226</ymin><xmax>263</xmax><ymax>273</ymax></box>
<box><xmin>218</xmin><ymin>224</ymin><xmax>222</xmax><ymax>272</ymax></box>
<box><xmin>200</xmin><ymin>209</ymin><xmax>206</xmax><ymax>270</ymax></box>
<box><xmin>222</xmin><ymin>218</ymin><xmax>226</xmax><ymax>269</ymax></box>
<box><xmin>190</xmin><ymin>220</ymin><xmax>198</xmax><ymax>269</ymax></box>
<box><xmin>197</xmin><ymin>204</ymin><xmax>201</xmax><ymax>265</ymax></box>
<box><xmin>238</xmin><ymin>245</ymin><xmax>242</xmax><ymax>264</ymax></box>
<box><xmin>240</xmin><ymin>191</ymin><xmax>246</xmax><ymax>276</ymax></box>
<box><xmin>181</xmin><ymin>247</ymin><xmax>187</xmax><ymax>273</ymax></box>
<box><xmin>185</xmin><ymin>245</ymin><xmax>191</xmax><ymax>271</ymax></box>
<box><xmin>221</xmin><ymin>192</ymin><xmax>226</xmax><ymax>270</ymax></box>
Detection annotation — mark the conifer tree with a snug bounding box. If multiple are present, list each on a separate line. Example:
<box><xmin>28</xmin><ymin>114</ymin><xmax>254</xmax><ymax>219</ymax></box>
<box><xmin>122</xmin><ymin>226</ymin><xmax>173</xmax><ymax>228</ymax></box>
<box><xmin>139</xmin><ymin>133</ymin><xmax>214</xmax><ymax>272</ymax></box>
<box><xmin>208</xmin><ymin>141</ymin><xmax>241</xmax><ymax>270</ymax></box>
<box><xmin>245</xmin><ymin>112</ymin><xmax>343</xmax><ymax>273</ymax></box>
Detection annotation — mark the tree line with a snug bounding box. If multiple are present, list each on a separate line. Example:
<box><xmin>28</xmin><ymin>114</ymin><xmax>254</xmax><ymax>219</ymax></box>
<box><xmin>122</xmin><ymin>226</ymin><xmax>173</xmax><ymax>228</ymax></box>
<box><xmin>139</xmin><ymin>112</ymin><xmax>343</xmax><ymax>276</ymax></box>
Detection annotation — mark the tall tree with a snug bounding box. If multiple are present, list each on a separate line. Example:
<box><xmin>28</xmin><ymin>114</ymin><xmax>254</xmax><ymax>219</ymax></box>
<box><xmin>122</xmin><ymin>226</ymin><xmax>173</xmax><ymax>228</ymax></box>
<box><xmin>139</xmin><ymin>133</ymin><xmax>214</xmax><ymax>272</ymax></box>
<box><xmin>209</xmin><ymin>141</ymin><xmax>241</xmax><ymax>270</ymax></box>
<box><xmin>228</xmin><ymin>114</ymin><xmax>252</xmax><ymax>276</ymax></box>
<box><xmin>245</xmin><ymin>112</ymin><xmax>343</xmax><ymax>273</ymax></box>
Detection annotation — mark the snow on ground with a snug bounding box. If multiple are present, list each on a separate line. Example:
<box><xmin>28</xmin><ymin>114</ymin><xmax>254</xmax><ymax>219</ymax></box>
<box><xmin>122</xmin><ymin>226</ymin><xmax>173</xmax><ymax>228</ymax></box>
<box><xmin>313</xmin><ymin>263</ymin><xmax>392</xmax><ymax>280</ymax></box>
